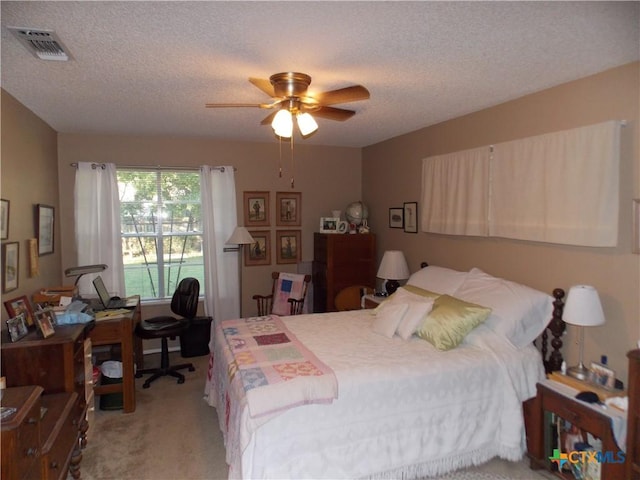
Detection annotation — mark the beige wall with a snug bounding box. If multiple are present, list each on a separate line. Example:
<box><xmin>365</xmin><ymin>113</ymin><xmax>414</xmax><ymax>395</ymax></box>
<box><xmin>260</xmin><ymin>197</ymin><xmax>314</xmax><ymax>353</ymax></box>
<box><xmin>1</xmin><ymin>90</ymin><xmax>61</xmax><ymax>323</ymax></box>
<box><xmin>56</xmin><ymin>133</ymin><xmax>362</xmax><ymax>318</ymax></box>
<box><xmin>362</xmin><ymin>62</ymin><xmax>640</xmax><ymax>381</ymax></box>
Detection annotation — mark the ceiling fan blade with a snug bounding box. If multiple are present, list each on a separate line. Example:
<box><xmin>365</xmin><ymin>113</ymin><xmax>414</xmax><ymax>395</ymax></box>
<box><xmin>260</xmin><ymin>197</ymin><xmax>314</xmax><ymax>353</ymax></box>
<box><xmin>249</xmin><ymin>77</ymin><xmax>276</xmax><ymax>97</ymax></box>
<box><xmin>205</xmin><ymin>103</ymin><xmax>264</xmax><ymax>108</ymax></box>
<box><xmin>313</xmin><ymin>85</ymin><xmax>370</xmax><ymax>106</ymax></box>
<box><xmin>311</xmin><ymin>106</ymin><xmax>356</xmax><ymax>121</ymax></box>
<box><xmin>260</xmin><ymin>111</ymin><xmax>278</xmax><ymax>125</ymax></box>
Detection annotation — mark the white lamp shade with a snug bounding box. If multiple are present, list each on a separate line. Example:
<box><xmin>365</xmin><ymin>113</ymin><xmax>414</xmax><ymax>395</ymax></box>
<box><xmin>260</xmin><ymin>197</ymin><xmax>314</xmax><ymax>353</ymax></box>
<box><xmin>226</xmin><ymin>226</ymin><xmax>255</xmax><ymax>245</ymax></box>
<box><xmin>272</xmin><ymin>109</ymin><xmax>293</xmax><ymax>138</ymax></box>
<box><xmin>296</xmin><ymin>112</ymin><xmax>318</xmax><ymax>136</ymax></box>
<box><xmin>376</xmin><ymin>250</ymin><xmax>410</xmax><ymax>280</ymax></box>
<box><xmin>562</xmin><ymin>285</ymin><xmax>605</xmax><ymax>327</ymax></box>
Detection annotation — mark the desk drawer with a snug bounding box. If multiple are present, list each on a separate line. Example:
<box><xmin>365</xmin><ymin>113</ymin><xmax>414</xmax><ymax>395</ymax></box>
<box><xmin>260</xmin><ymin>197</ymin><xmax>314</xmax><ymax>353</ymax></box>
<box><xmin>90</xmin><ymin>321</ymin><xmax>123</xmax><ymax>344</ymax></box>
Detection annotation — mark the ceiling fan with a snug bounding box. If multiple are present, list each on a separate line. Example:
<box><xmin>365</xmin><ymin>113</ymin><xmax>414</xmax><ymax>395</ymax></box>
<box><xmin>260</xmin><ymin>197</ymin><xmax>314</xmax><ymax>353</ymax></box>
<box><xmin>205</xmin><ymin>72</ymin><xmax>370</xmax><ymax>138</ymax></box>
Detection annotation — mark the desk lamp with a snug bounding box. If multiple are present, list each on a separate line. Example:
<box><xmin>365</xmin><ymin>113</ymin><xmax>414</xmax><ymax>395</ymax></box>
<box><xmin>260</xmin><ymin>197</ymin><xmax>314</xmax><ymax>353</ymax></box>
<box><xmin>225</xmin><ymin>227</ymin><xmax>255</xmax><ymax>316</ymax></box>
<box><xmin>376</xmin><ymin>250</ymin><xmax>410</xmax><ymax>295</ymax></box>
<box><xmin>65</xmin><ymin>264</ymin><xmax>108</xmax><ymax>285</ymax></box>
<box><xmin>562</xmin><ymin>285</ymin><xmax>605</xmax><ymax>380</ymax></box>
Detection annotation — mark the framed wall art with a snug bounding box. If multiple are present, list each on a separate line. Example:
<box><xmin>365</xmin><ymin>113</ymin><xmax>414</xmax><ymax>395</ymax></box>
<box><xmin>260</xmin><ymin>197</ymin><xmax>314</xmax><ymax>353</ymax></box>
<box><xmin>276</xmin><ymin>230</ymin><xmax>301</xmax><ymax>264</ymax></box>
<box><xmin>389</xmin><ymin>207</ymin><xmax>403</xmax><ymax>229</ymax></box>
<box><xmin>37</xmin><ymin>204</ymin><xmax>55</xmax><ymax>255</ymax></box>
<box><xmin>6</xmin><ymin>313</ymin><xmax>28</xmax><ymax>342</ymax></box>
<box><xmin>4</xmin><ymin>295</ymin><xmax>36</xmax><ymax>328</ymax></box>
<box><xmin>245</xmin><ymin>230</ymin><xmax>271</xmax><ymax>266</ymax></box>
<box><xmin>633</xmin><ymin>198</ymin><xmax>640</xmax><ymax>254</ymax></box>
<box><xmin>403</xmin><ymin>202</ymin><xmax>418</xmax><ymax>233</ymax></box>
<box><xmin>1</xmin><ymin>199</ymin><xmax>9</xmax><ymax>240</ymax></box>
<box><xmin>2</xmin><ymin>242</ymin><xmax>19</xmax><ymax>293</ymax></box>
<box><xmin>244</xmin><ymin>191</ymin><xmax>270</xmax><ymax>227</ymax></box>
<box><xmin>276</xmin><ymin>191</ymin><xmax>301</xmax><ymax>227</ymax></box>
<box><xmin>35</xmin><ymin>309</ymin><xmax>56</xmax><ymax>338</ymax></box>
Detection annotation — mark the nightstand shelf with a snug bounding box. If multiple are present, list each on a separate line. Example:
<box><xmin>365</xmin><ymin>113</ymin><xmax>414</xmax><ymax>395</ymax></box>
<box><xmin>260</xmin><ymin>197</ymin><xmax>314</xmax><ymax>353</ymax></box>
<box><xmin>528</xmin><ymin>379</ymin><xmax>627</xmax><ymax>479</ymax></box>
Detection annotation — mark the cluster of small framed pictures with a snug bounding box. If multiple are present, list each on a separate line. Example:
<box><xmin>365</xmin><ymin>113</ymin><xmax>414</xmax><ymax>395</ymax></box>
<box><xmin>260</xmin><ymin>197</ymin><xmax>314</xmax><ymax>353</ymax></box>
<box><xmin>1</xmin><ymin>200</ymin><xmax>55</xmax><ymax>293</ymax></box>
<box><xmin>4</xmin><ymin>295</ymin><xmax>56</xmax><ymax>342</ymax></box>
<box><xmin>388</xmin><ymin>202</ymin><xmax>418</xmax><ymax>233</ymax></box>
<box><xmin>242</xmin><ymin>191</ymin><xmax>302</xmax><ymax>266</ymax></box>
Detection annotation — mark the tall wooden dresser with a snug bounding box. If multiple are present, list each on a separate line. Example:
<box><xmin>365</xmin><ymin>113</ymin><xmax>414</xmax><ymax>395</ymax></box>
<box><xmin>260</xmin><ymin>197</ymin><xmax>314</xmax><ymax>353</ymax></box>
<box><xmin>312</xmin><ymin>233</ymin><xmax>376</xmax><ymax>312</ymax></box>
<box><xmin>628</xmin><ymin>348</ymin><xmax>640</xmax><ymax>480</ymax></box>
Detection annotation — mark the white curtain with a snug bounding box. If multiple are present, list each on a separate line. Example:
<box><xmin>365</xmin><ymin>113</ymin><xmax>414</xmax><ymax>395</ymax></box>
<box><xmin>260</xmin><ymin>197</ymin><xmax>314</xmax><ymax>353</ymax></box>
<box><xmin>420</xmin><ymin>121</ymin><xmax>621</xmax><ymax>247</ymax></box>
<box><xmin>74</xmin><ymin>163</ymin><xmax>125</xmax><ymax>296</ymax></box>
<box><xmin>421</xmin><ymin>146</ymin><xmax>490</xmax><ymax>236</ymax></box>
<box><xmin>490</xmin><ymin>120</ymin><xmax>620</xmax><ymax>246</ymax></box>
<box><xmin>201</xmin><ymin>166</ymin><xmax>239</xmax><ymax>321</ymax></box>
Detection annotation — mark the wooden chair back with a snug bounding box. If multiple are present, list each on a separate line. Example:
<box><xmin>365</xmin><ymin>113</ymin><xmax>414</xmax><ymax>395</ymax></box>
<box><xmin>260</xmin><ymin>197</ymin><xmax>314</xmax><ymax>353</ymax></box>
<box><xmin>252</xmin><ymin>272</ymin><xmax>311</xmax><ymax>316</ymax></box>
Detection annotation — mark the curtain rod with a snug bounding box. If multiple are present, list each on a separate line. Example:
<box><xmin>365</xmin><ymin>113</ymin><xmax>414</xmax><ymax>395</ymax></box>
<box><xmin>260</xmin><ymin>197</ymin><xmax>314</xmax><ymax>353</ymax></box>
<box><xmin>69</xmin><ymin>163</ymin><xmax>235</xmax><ymax>172</ymax></box>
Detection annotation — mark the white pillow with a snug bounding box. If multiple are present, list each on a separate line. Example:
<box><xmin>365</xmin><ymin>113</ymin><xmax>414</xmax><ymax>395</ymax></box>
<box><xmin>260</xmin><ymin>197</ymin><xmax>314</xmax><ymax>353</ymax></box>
<box><xmin>372</xmin><ymin>302</ymin><xmax>408</xmax><ymax>338</ymax></box>
<box><xmin>452</xmin><ymin>268</ymin><xmax>553</xmax><ymax>349</ymax></box>
<box><xmin>407</xmin><ymin>265</ymin><xmax>469</xmax><ymax>295</ymax></box>
<box><xmin>396</xmin><ymin>300</ymin><xmax>435</xmax><ymax>340</ymax></box>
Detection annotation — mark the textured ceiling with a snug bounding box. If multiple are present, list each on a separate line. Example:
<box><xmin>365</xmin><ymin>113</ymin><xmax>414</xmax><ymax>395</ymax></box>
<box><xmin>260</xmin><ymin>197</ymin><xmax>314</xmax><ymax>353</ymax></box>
<box><xmin>1</xmin><ymin>1</ymin><xmax>638</xmax><ymax>148</ymax></box>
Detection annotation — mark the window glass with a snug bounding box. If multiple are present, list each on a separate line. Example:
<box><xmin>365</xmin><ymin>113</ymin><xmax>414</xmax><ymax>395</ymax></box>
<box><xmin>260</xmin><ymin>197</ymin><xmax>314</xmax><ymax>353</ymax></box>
<box><xmin>118</xmin><ymin>170</ymin><xmax>204</xmax><ymax>300</ymax></box>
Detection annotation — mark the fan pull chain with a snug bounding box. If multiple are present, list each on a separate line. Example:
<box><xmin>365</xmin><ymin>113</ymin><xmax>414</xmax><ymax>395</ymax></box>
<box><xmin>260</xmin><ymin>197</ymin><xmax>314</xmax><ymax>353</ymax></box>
<box><xmin>290</xmin><ymin>135</ymin><xmax>295</xmax><ymax>189</ymax></box>
<box><xmin>278</xmin><ymin>137</ymin><xmax>283</xmax><ymax>178</ymax></box>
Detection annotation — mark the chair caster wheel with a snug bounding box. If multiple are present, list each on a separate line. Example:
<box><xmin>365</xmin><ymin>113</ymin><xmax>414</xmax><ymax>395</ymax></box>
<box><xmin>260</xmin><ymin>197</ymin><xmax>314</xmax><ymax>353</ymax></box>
<box><xmin>143</xmin><ymin>383</ymin><xmax>150</xmax><ymax>389</ymax></box>
<box><xmin>135</xmin><ymin>373</ymin><xmax>142</xmax><ymax>378</ymax></box>
<box><xmin>177</xmin><ymin>378</ymin><xmax>185</xmax><ymax>384</ymax></box>
<box><xmin>188</xmin><ymin>366</ymin><xmax>195</xmax><ymax>372</ymax></box>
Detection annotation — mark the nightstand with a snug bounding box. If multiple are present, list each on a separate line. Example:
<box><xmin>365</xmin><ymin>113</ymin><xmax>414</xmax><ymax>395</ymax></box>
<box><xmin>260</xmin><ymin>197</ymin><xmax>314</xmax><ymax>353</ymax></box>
<box><xmin>362</xmin><ymin>294</ymin><xmax>386</xmax><ymax>309</ymax></box>
<box><xmin>528</xmin><ymin>378</ymin><xmax>627</xmax><ymax>479</ymax></box>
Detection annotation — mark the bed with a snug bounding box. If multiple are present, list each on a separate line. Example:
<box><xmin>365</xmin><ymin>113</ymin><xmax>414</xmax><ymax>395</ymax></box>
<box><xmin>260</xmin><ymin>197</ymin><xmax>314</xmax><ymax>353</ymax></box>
<box><xmin>204</xmin><ymin>264</ymin><xmax>566</xmax><ymax>479</ymax></box>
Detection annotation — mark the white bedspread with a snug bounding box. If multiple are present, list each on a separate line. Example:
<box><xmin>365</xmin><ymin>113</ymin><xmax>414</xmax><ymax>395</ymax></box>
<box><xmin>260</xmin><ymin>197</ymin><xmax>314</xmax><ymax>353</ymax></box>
<box><xmin>205</xmin><ymin>309</ymin><xmax>545</xmax><ymax>480</ymax></box>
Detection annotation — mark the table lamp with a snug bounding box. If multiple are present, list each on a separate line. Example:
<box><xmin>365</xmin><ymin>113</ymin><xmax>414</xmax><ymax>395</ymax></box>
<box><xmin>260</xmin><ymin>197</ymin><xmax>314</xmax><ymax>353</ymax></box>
<box><xmin>376</xmin><ymin>250</ymin><xmax>410</xmax><ymax>295</ymax></box>
<box><xmin>562</xmin><ymin>285</ymin><xmax>605</xmax><ymax>380</ymax></box>
<box><xmin>225</xmin><ymin>226</ymin><xmax>255</xmax><ymax>316</ymax></box>
<box><xmin>65</xmin><ymin>264</ymin><xmax>108</xmax><ymax>285</ymax></box>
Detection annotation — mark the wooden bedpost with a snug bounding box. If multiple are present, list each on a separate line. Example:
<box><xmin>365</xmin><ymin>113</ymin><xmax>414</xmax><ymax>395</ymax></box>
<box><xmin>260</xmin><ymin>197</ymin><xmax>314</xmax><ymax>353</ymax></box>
<box><xmin>545</xmin><ymin>288</ymin><xmax>566</xmax><ymax>373</ymax></box>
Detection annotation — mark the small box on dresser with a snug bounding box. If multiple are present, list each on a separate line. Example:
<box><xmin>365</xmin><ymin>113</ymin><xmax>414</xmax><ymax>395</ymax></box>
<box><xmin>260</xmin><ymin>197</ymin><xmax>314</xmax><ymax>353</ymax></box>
<box><xmin>628</xmin><ymin>349</ymin><xmax>640</xmax><ymax>480</ymax></box>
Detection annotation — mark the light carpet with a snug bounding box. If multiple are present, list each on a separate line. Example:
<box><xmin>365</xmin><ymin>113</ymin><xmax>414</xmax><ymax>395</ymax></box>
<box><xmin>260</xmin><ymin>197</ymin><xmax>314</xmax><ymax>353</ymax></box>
<box><xmin>80</xmin><ymin>353</ymin><xmax>554</xmax><ymax>480</ymax></box>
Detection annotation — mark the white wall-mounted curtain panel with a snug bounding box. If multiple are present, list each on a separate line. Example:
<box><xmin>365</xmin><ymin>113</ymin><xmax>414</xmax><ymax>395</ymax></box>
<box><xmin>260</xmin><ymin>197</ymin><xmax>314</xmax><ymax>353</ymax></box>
<box><xmin>421</xmin><ymin>146</ymin><xmax>490</xmax><ymax>236</ymax></box>
<box><xmin>74</xmin><ymin>162</ymin><xmax>125</xmax><ymax>296</ymax></box>
<box><xmin>490</xmin><ymin>120</ymin><xmax>620</xmax><ymax>246</ymax></box>
<box><xmin>201</xmin><ymin>166</ymin><xmax>239</xmax><ymax>322</ymax></box>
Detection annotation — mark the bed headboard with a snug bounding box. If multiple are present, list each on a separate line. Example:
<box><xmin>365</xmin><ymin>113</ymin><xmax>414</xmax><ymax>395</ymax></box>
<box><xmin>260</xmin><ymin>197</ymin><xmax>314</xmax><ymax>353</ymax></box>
<box><xmin>541</xmin><ymin>288</ymin><xmax>566</xmax><ymax>373</ymax></box>
<box><xmin>417</xmin><ymin>262</ymin><xmax>565</xmax><ymax>373</ymax></box>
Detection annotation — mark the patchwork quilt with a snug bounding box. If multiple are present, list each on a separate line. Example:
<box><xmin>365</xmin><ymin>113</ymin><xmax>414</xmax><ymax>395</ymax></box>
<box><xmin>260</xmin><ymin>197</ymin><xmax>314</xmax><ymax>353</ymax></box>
<box><xmin>219</xmin><ymin>315</ymin><xmax>337</xmax><ymax>418</ymax></box>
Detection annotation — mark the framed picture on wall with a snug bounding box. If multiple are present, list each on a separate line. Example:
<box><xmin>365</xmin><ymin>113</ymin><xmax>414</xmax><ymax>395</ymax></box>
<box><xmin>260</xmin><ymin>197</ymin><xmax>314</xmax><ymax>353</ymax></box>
<box><xmin>2</xmin><ymin>242</ymin><xmax>19</xmax><ymax>293</ymax></box>
<box><xmin>245</xmin><ymin>230</ymin><xmax>271</xmax><ymax>266</ymax></box>
<box><xmin>403</xmin><ymin>202</ymin><xmax>418</xmax><ymax>233</ymax></box>
<box><xmin>244</xmin><ymin>191</ymin><xmax>270</xmax><ymax>227</ymax></box>
<box><xmin>389</xmin><ymin>207</ymin><xmax>403</xmax><ymax>229</ymax></box>
<box><xmin>633</xmin><ymin>198</ymin><xmax>640</xmax><ymax>254</ymax></box>
<box><xmin>1</xmin><ymin>199</ymin><xmax>9</xmax><ymax>240</ymax></box>
<box><xmin>37</xmin><ymin>204</ymin><xmax>55</xmax><ymax>255</ymax></box>
<box><xmin>276</xmin><ymin>230</ymin><xmax>301</xmax><ymax>264</ymax></box>
<box><xmin>276</xmin><ymin>191</ymin><xmax>301</xmax><ymax>227</ymax></box>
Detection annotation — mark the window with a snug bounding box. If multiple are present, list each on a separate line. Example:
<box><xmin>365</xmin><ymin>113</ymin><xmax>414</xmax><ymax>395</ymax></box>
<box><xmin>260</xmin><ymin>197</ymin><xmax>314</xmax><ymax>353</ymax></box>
<box><xmin>118</xmin><ymin>169</ymin><xmax>204</xmax><ymax>300</ymax></box>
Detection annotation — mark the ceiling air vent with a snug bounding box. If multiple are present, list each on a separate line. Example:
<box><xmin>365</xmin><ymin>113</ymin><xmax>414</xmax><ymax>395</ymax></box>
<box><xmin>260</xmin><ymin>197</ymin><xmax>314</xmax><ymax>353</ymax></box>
<box><xmin>8</xmin><ymin>27</ymin><xmax>71</xmax><ymax>61</ymax></box>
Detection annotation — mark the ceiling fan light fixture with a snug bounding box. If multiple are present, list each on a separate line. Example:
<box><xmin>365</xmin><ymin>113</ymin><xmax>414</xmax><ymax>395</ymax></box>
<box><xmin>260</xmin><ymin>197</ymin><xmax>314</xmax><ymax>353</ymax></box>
<box><xmin>296</xmin><ymin>112</ymin><xmax>318</xmax><ymax>136</ymax></box>
<box><xmin>272</xmin><ymin>109</ymin><xmax>293</xmax><ymax>138</ymax></box>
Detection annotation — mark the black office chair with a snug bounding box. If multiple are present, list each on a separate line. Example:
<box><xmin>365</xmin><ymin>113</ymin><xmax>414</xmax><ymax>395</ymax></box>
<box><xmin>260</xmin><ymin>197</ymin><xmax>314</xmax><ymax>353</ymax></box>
<box><xmin>135</xmin><ymin>277</ymin><xmax>200</xmax><ymax>388</ymax></box>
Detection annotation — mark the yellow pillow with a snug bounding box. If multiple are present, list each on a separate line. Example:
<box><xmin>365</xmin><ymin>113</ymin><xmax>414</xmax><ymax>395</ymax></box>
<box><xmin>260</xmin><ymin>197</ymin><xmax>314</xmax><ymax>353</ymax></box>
<box><xmin>400</xmin><ymin>284</ymin><xmax>440</xmax><ymax>299</ymax></box>
<box><xmin>415</xmin><ymin>295</ymin><xmax>491</xmax><ymax>351</ymax></box>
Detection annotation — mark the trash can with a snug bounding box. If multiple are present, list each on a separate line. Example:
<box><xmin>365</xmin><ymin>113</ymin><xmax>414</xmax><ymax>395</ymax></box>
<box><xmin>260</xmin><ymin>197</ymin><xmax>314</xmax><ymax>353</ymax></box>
<box><xmin>180</xmin><ymin>316</ymin><xmax>212</xmax><ymax>358</ymax></box>
<box><xmin>99</xmin><ymin>360</ymin><xmax>123</xmax><ymax>411</ymax></box>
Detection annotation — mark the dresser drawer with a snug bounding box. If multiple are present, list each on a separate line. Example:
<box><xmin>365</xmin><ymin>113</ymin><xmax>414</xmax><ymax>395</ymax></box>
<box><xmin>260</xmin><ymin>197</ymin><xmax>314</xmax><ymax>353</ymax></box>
<box><xmin>16</xmin><ymin>399</ymin><xmax>41</xmax><ymax>479</ymax></box>
<box><xmin>40</xmin><ymin>393</ymin><xmax>79</xmax><ymax>480</ymax></box>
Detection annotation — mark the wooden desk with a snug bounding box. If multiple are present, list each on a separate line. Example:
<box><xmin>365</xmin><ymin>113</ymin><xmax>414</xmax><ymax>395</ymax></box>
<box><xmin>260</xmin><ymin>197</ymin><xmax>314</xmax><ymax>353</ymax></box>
<box><xmin>90</xmin><ymin>297</ymin><xmax>141</xmax><ymax>413</ymax></box>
